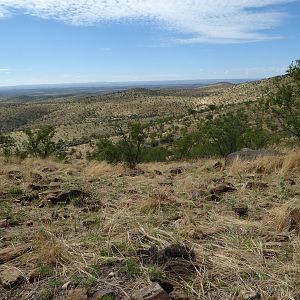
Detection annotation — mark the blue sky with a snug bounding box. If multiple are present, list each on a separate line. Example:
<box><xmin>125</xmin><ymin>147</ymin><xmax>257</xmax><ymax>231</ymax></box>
<box><xmin>0</xmin><ymin>0</ymin><xmax>299</xmax><ymax>86</ymax></box>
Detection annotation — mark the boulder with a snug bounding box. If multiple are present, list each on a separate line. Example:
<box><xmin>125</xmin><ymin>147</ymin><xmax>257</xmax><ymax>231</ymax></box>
<box><xmin>131</xmin><ymin>283</ymin><xmax>171</xmax><ymax>300</ymax></box>
<box><xmin>225</xmin><ymin>148</ymin><xmax>282</xmax><ymax>165</ymax></box>
<box><xmin>0</xmin><ymin>267</ymin><xmax>24</xmax><ymax>288</ymax></box>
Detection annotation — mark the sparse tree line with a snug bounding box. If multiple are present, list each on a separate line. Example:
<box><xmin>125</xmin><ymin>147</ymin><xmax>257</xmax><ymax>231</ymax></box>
<box><xmin>0</xmin><ymin>60</ymin><xmax>299</xmax><ymax>167</ymax></box>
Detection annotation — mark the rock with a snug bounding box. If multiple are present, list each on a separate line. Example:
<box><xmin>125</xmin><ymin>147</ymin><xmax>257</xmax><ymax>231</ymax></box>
<box><xmin>210</xmin><ymin>184</ymin><xmax>236</xmax><ymax>195</ymax></box>
<box><xmin>245</xmin><ymin>181</ymin><xmax>268</xmax><ymax>189</ymax></box>
<box><xmin>233</xmin><ymin>206</ymin><xmax>249</xmax><ymax>217</ymax></box>
<box><xmin>0</xmin><ymin>244</ymin><xmax>31</xmax><ymax>264</ymax></box>
<box><xmin>0</xmin><ymin>267</ymin><xmax>24</xmax><ymax>288</ymax></box>
<box><xmin>137</xmin><ymin>244</ymin><xmax>195</xmax><ymax>265</ymax></box>
<box><xmin>67</xmin><ymin>288</ymin><xmax>88</xmax><ymax>300</ymax></box>
<box><xmin>154</xmin><ymin>170</ymin><xmax>162</xmax><ymax>175</ymax></box>
<box><xmin>0</xmin><ymin>219</ymin><xmax>8</xmax><ymax>228</ymax></box>
<box><xmin>170</xmin><ymin>167</ymin><xmax>183</xmax><ymax>175</ymax></box>
<box><xmin>125</xmin><ymin>168</ymin><xmax>145</xmax><ymax>177</ymax></box>
<box><xmin>240</xmin><ymin>291</ymin><xmax>262</xmax><ymax>300</ymax></box>
<box><xmin>131</xmin><ymin>283</ymin><xmax>171</xmax><ymax>300</ymax></box>
<box><xmin>225</xmin><ymin>148</ymin><xmax>282</xmax><ymax>165</ymax></box>
<box><xmin>92</xmin><ymin>289</ymin><xmax>115</xmax><ymax>300</ymax></box>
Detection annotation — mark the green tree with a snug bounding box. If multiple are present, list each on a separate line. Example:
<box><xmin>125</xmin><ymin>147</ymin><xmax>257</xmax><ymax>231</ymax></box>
<box><xmin>264</xmin><ymin>59</ymin><xmax>300</xmax><ymax>139</ymax></box>
<box><xmin>0</xmin><ymin>132</ymin><xmax>15</xmax><ymax>157</ymax></box>
<box><xmin>201</xmin><ymin>111</ymin><xmax>249</xmax><ymax>156</ymax></box>
<box><xmin>23</xmin><ymin>126</ymin><xmax>58</xmax><ymax>158</ymax></box>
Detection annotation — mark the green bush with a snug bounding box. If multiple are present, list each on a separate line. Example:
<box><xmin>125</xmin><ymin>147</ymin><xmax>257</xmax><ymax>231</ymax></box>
<box><xmin>264</xmin><ymin>59</ymin><xmax>300</xmax><ymax>140</ymax></box>
<box><xmin>0</xmin><ymin>132</ymin><xmax>15</xmax><ymax>157</ymax></box>
<box><xmin>174</xmin><ymin>111</ymin><xmax>271</xmax><ymax>159</ymax></box>
<box><xmin>22</xmin><ymin>126</ymin><xmax>60</xmax><ymax>158</ymax></box>
<box><xmin>90</xmin><ymin>122</ymin><xmax>169</xmax><ymax>167</ymax></box>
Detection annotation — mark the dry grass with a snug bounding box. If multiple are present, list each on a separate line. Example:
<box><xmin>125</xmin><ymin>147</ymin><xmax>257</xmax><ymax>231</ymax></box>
<box><xmin>1</xmin><ymin>150</ymin><xmax>300</xmax><ymax>299</ymax></box>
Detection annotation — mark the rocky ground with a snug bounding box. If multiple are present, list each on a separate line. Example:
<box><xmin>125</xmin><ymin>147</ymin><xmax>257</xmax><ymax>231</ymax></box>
<box><xmin>0</xmin><ymin>149</ymin><xmax>300</xmax><ymax>300</ymax></box>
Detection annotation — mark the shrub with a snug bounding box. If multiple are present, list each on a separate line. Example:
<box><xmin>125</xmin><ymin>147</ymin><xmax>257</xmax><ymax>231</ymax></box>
<box><xmin>174</xmin><ymin>111</ymin><xmax>271</xmax><ymax>159</ymax></box>
<box><xmin>0</xmin><ymin>132</ymin><xmax>15</xmax><ymax>157</ymax></box>
<box><xmin>22</xmin><ymin>126</ymin><xmax>60</xmax><ymax>158</ymax></box>
<box><xmin>264</xmin><ymin>59</ymin><xmax>300</xmax><ymax>140</ymax></box>
<box><xmin>90</xmin><ymin>121</ymin><xmax>170</xmax><ymax>167</ymax></box>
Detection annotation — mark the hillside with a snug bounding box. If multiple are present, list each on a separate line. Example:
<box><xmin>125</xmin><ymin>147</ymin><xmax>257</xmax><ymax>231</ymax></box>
<box><xmin>0</xmin><ymin>150</ymin><xmax>300</xmax><ymax>299</ymax></box>
<box><xmin>0</xmin><ymin>79</ymin><xmax>270</xmax><ymax>145</ymax></box>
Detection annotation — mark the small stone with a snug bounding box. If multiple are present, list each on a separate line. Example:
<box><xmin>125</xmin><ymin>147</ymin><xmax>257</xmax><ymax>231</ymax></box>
<box><xmin>0</xmin><ymin>267</ymin><xmax>24</xmax><ymax>288</ymax></box>
<box><xmin>154</xmin><ymin>170</ymin><xmax>162</xmax><ymax>175</ymax></box>
<box><xmin>240</xmin><ymin>291</ymin><xmax>262</xmax><ymax>300</ymax></box>
<box><xmin>170</xmin><ymin>167</ymin><xmax>183</xmax><ymax>175</ymax></box>
<box><xmin>107</xmin><ymin>272</ymin><xmax>116</xmax><ymax>278</ymax></box>
<box><xmin>67</xmin><ymin>288</ymin><xmax>88</xmax><ymax>300</ymax></box>
<box><xmin>131</xmin><ymin>283</ymin><xmax>171</xmax><ymax>300</ymax></box>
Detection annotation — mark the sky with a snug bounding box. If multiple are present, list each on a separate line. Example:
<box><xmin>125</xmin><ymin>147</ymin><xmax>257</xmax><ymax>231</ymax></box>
<box><xmin>0</xmin><ymin>0</ymin><xmax>299</xmax><ymax>86</ymax></box>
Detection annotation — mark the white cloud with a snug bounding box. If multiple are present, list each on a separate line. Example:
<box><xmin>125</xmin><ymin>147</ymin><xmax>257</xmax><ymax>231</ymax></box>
<box><xmin>0</xmin><ymin>68</ymin><xmax>10</xmax><ymax>72</ymax></box>
<box><xmin>0</xmin><ymin>0</ymin><xmax>294</xmax><ymax>43</ymax></box>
